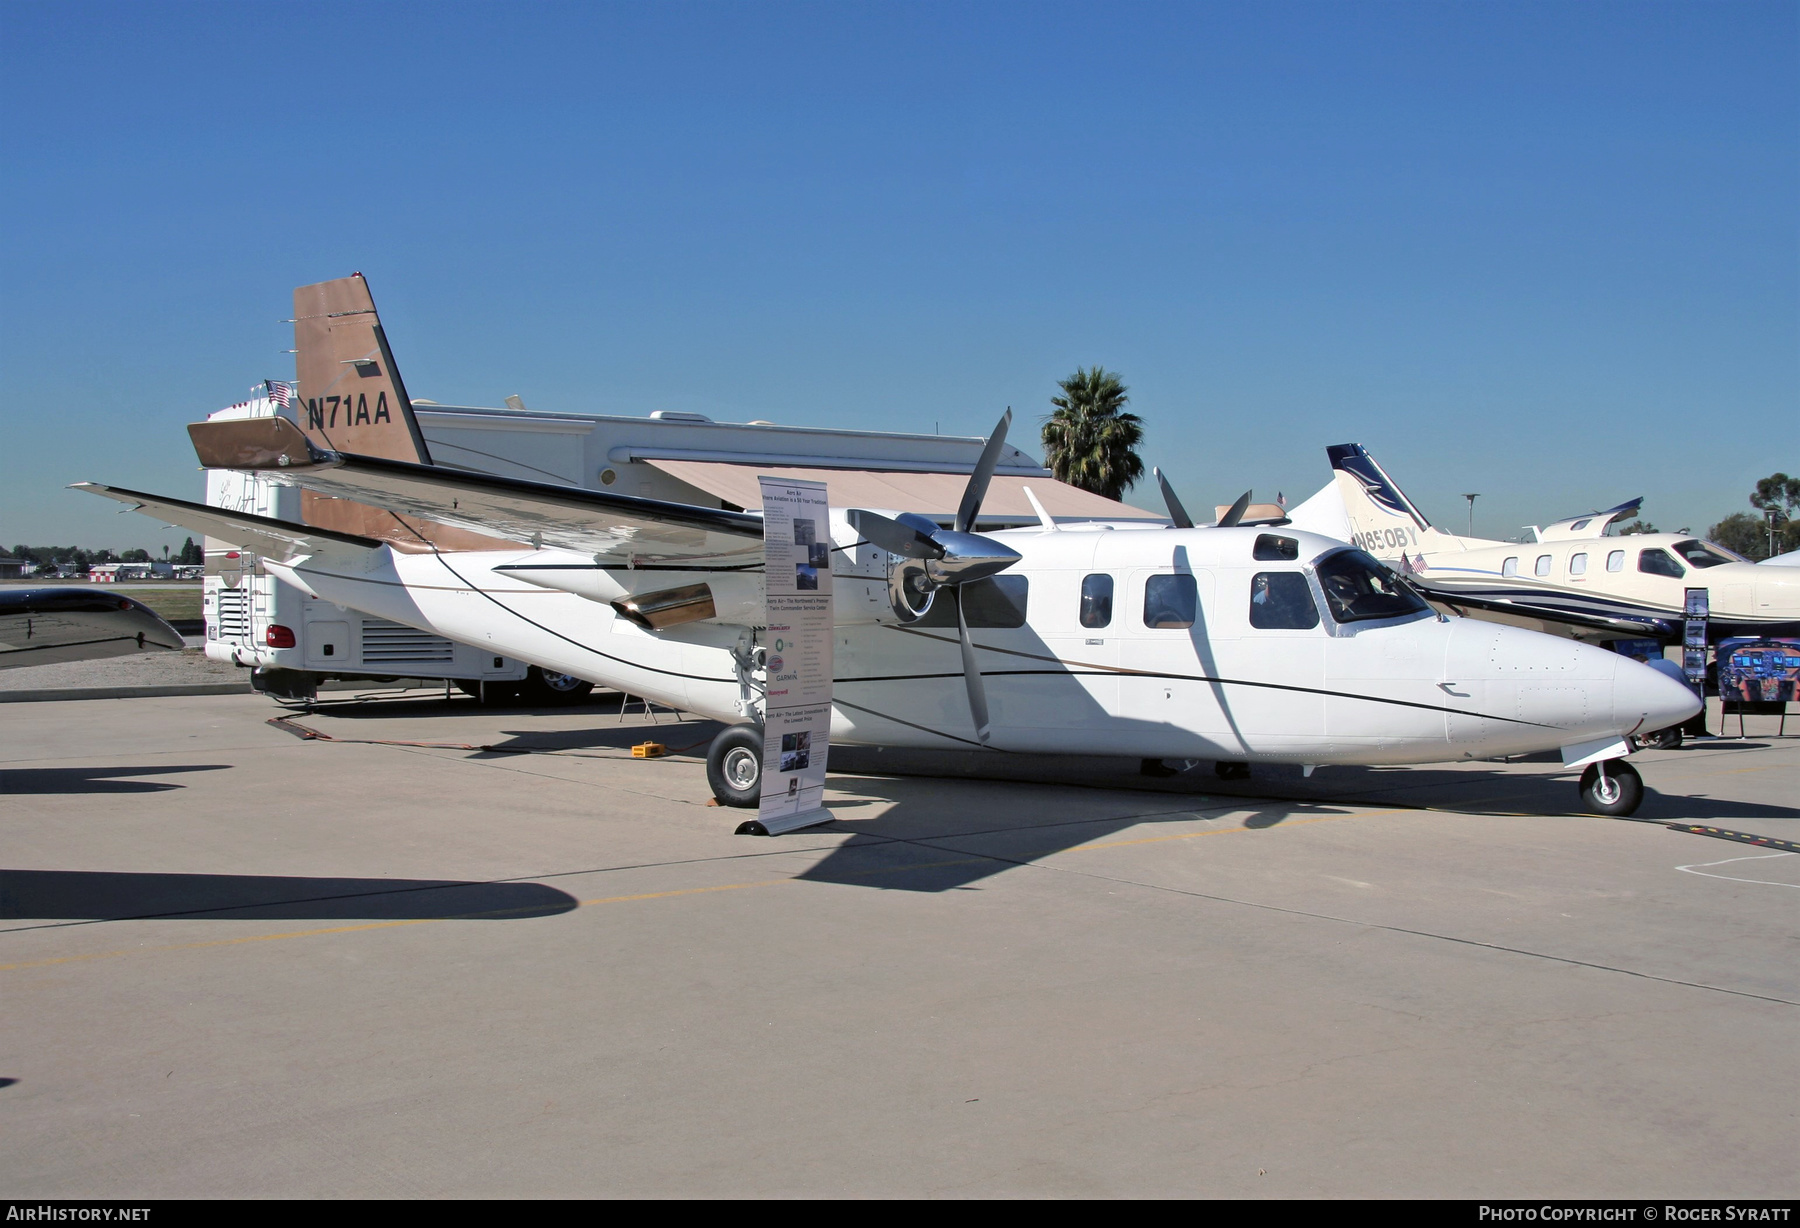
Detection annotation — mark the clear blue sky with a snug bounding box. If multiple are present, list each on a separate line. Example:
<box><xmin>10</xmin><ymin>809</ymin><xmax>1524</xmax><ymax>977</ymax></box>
<box><xmin>2</xmin><ymin>0</ymin><xmax>1793</xmax><ymax>552</ymax></box>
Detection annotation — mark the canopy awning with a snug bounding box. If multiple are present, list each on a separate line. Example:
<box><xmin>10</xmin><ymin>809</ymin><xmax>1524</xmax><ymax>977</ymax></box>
<box><xmin>643</xmin><ymin>459</ymin><xmax>1161</xmax><ymax>522</ymax></box>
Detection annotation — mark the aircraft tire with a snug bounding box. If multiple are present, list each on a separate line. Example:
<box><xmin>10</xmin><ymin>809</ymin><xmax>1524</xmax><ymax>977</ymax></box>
<box><xmin>1578</xmin><ymin>759</ymin><xmax>1643</xmax><ymax>817</ymax></box>
<box><xmin>522</xmin><ymin>667</ymin><xmax>594</xmax><ymax>704</ymax></box>
<box><xmin>707</xmin><ymin>725</ymin><xmax>763</xmax><ymax>808</ymax></box>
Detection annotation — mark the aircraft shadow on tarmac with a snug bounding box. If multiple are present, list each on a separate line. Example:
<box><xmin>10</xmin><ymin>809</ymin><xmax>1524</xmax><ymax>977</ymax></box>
<box><xmin>0</xmin><ymin>869</ymin><xmax>579</xmax><ymax>924</ymax></box>
<box><xmin>791</xmin><ymin>750</ymin><xmax>1800</xmax><ymax>893</ymax></box>
<box><xmin>0</xmin><ymin>765</ymin><xmax>231</xmax><ymax>795</ymax></box>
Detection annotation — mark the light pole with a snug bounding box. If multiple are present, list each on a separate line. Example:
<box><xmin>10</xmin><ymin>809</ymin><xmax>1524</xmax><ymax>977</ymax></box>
<box><xmin>1462</xmin><ymin>493</ymin><xmax>1480</xmax><ymax>537</ymax></box>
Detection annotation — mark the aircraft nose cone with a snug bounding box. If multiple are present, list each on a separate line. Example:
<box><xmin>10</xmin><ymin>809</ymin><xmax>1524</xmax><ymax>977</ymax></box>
<box><xmin>1613</xmin><ymin>656</ymin><xmax>1701</xmax><ymax>735</ymax></box>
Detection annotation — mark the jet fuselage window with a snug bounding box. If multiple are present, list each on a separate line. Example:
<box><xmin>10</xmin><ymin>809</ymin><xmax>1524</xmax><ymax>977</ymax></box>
<box><xmin>1253</xmin><ymin>534</ymin><xmax>1300</xmax><ymax>562</ymax></box>
<box><xmin>1143</xmin><ymin>574</ymin><xmax>1198</xmax><ymax>629</ymax></box>
<box><xmin>1079</xmin><ymin>573</ymin><xmax>1113</xmax><ymax>629</ymax></box>
<box><xmin>1535</xmin><ymin>555</ymin><xmax>1552</xmax><ymax>577</ymax></box>
<box><xmin>915</xmin><ymin>575</ymin><xmax>1029</xmax><ymax>629</ymax></box>
<box><xmin>1502</xmin><ymin>557</ymin><xmax>1519</xmax><ymax>577</ymax></box>
<box><xmin>1671</xmin><ymin>539</ymin><xmax>1737</xmax><ymax>568</ymax></box>
<box><xmin>1249</xmin><ymin>572</ymin><xmax>1320</xmax><ymax>630</ymax></box>
<box><xmin>1638</xmin><ymin>549</ymin><xmax>1685</xmax><ymax>579</ymax></box>
<box><xmin>1314</xmin><ymin>549</ymin><xmax>1431</xmax><ymax>624</ymax></box>
<box><xmin>1570</xmin><ymin>552</ymin><xmax>1588</xmax><ymax>575</ymax></box>
<box><xmin>1607</xmin><ymin>550</ymin><xmax>1625</xmax><ymax>572</ymax></box>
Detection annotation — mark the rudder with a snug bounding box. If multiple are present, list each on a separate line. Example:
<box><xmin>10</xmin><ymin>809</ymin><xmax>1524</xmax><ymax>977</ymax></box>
<box><xmin>293</xmin><ymin>274</ymin><xmax>433</xmax><ymax>464</ymax></box>
<box><xmin>1325</xmin><ymin>443</ymin><xmax>1457</xmax><ymax>563</ymax></box>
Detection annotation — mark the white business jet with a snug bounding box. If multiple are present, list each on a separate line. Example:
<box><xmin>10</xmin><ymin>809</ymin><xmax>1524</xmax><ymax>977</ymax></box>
<box><xmin>1320</xmin><ymin>443</ymin><xmax>1800</xmax><ymax>644</ymax></box>
<box><xmin>77</xmin><ymin>276</ymin><xmax>1698</xmax><ymax>818</ymax></box>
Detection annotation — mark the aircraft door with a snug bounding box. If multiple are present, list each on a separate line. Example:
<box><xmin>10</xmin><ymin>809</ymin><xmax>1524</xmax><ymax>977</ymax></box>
<box><xmin>1222</xmin><ymin>569</ymin><xmax>1327</xmax><ymax>752</ymax></box>
<box><xmin>1027</xmin><ymin>570</ymin><xmax>1121</xmax><ymax>740</ymax></box>
<box><xmin>1118</xmin><ymin>567</ymin><xmax>1232</xmax><ymax>758</ymax></box>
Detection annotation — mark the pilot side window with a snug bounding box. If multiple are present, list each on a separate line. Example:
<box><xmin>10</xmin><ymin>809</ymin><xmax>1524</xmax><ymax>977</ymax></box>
<box><xmin>1079</xmin><ymin>574</ymin><xmax>1114</xmax><ymax>629</ymax></box>
<box><xmin>1143</xmin><ymin>574</ymin><xmax>1198</xmax><ymax>629</ymax></box>
<box><xmin>1607</xmin><ymin>550</ymin><xmax>1625</xmax><ymax>572</ymax></box>
<box><xmin>1314</xmin><ymin>549</ymin><xmax>1431</xmax><ymax>624</ymax></box>
<box><xmin>1535</xmin><ymin>555</ymin><xmax>1553</xmax><ymax>577</ymax></box>
<box><xmin>1502</xmin><ymin>557</ymin><xmax>1519</xmax><ymax>577</ymax></box>
<box><xmin>1249</xmin><ymin>572</ymin><xmax>1320</xmax><ymax>630</ymax></box>
<box><xmin>1638</xmin><ymin>549</ymin><xmax>1685</xmax><ymax>579</ymax></box>
<box><xmin>1570</xmin><ymin>553</ymin><xmax>1588</xmax><ymax>576</ymax></box>
<box><xmin>915</xmin><ymin>576</ymin><xmax>1029</xmax><ymax>629</ymax></box>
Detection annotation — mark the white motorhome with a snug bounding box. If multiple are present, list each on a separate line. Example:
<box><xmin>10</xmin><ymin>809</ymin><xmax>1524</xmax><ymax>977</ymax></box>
<box><xmin>203</xmin><ymin>396</ymin><xmax>567</xmax><ymax>701</ymax></box>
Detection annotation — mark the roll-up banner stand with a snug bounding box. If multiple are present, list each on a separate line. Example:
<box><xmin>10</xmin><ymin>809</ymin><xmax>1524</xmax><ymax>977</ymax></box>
<box><xmin>1683</xmin><ymin>586</ymin><xmax>1710</xmax><ymax>735</ymax></box>
<box><xmin>746</xmin><ymin>476</ymin><xmax>835</xmax><ymax>836</ymax></box>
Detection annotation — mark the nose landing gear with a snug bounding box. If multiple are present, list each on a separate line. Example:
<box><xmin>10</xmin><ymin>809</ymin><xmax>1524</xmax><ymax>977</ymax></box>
<box><xmin>706</xmin><ymin>725</ymin><xmax>764</xmax><ymax>808</ymax></box>
<box><xmin>1579</xmin><ymin>758</ymin><xmax>1643</xmax><ymax>816</ymax></box>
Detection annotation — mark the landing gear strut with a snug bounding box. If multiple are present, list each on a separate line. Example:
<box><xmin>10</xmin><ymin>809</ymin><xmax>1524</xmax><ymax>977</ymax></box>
<box><xmin>1578</xmin><ymin>758</ymin><xmax>1643</xmax><ymax>817</ymax></box>
<box><xmin>706</xmin><ymin>725</ymin><xmax>763</xmax><ymax>808</ymax></box>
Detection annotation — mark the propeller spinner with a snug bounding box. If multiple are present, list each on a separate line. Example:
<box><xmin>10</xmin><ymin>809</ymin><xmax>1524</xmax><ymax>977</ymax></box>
<box><xmin>845</xmin><ymin>409</ymin><xmax>1022</xmax><ymax>743</ymax></box>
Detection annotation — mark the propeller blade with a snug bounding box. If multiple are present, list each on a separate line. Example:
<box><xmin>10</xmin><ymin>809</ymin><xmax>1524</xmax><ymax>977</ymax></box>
<box><xmin>1154</xmin><ymin>467</ymin><xmax>1193</xmax><ymax>529</ymax></box>
<box><xmin>847</xmin><ymin>509</ymin><xmax>943</xmax><ymax>559</ymax></box>
<box><xmin>951</xmin><ymin>587</ymin><xmax>991</xmax><ymax>744</ymax></box>
<box><xmin>1218</xmin><ymin>490</ymin><xmax>1253</xmax><ymax>528</ymax></box>
<box><xmin>954</xmin><ymin>408</ymin><xmax>1013</xmax><ymax>535</ymax></box>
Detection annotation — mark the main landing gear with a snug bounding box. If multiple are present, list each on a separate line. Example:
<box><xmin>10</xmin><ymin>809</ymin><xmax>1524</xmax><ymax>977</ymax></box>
<box><xmin>1578</xmin><ymin>758</ymin><xmax>1643</xmax><ymax>817</ymax></box>
<box><xmin>706</xmin><ymin>725</ymin><xmax>763</xmax><ymax>808</ymax></box>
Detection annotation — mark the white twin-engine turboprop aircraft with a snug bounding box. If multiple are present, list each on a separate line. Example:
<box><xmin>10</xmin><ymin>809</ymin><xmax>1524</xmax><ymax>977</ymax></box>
<box><xmin>78</xmin><ymin>276</ymin><xmax>1698</xmax><ymax>819</ymax></box>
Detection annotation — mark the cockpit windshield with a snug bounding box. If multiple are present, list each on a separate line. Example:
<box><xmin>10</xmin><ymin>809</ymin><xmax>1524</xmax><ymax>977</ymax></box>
<box><xmin>1671</xmin><ymin>539</ymin><xmax>1742</xmax><ymax>569</ymax></box>
<box><xmin>1314</xmin><ymin>549</ymin><xmax>1431</xmax><ymax>624</ymax></box>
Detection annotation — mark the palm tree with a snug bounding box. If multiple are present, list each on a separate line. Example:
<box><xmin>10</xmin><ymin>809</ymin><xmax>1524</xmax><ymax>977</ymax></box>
<box><xmin>1041</xmin><ymin>367</ymin><xmax>1144</xmax><ymax>501</ymax></box>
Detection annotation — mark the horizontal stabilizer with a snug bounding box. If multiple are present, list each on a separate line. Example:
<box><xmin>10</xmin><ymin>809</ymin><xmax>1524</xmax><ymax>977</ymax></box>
<box><xmin>71</xmin><ymin>483</ymin><xmax>382</xmax><ymax>561</ymax></box>
<box><xmin>186</xmin><ymin>416</ymin><xmax>765</xmax><ymax>565</ymax></box>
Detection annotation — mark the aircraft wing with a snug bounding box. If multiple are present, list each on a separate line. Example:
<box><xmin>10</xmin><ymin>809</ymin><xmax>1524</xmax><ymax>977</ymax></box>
<box><xmin>0</xmin><ymin>587</ymin><xmax>185</xmax><ymax>669</ymax></box>
<box><xmin>1413</xmin><ymin>583</ymin><xmax>1675</xmax><ymax>641</ymax></box>
<box><xmin>187</xmin><ymin>417</ymin><xmax>765</xmax><ymax>565</ymax></box>
<box><xmin>72</xmin><ymin>483</ymin><xmax>384</xmax><ymax>561</ymax></box>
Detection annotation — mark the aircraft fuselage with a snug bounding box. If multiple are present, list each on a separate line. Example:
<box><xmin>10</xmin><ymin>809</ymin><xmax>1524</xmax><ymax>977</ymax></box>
<box><xmin>266</xmin><ymin>524</ymin><xmax>1698</xmax><ymax>767</ymax></box>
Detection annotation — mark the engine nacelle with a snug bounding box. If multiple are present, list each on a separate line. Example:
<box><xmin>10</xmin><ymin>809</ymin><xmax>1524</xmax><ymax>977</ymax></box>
<box><xmin>887</xmin><ymin>559</ymin><xmax>936</xmax><ymax>624</ymax></box>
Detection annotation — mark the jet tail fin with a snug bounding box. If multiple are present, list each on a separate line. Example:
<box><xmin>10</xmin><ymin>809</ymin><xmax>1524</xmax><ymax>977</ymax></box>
<box><xmin>293</xmin><ymin>274</ymin><xmax>434</xmax><ymax>464</ymax></box>
<box><xmin>1325</xmin><ymin>443</ymin><xmax>1466</xmax><ymax>563</ymax></box>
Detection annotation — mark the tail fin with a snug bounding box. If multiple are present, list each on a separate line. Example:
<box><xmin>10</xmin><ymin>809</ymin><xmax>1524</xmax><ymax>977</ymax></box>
<box><xmin>1325</xmin><ymin>443</ymin><xmax>1461</xmax><ymax>562</ymax></box>
<box><xmin>293</xmin><ymin>274</ymin><xmax>433</xmax><ymax>464</ymax></box>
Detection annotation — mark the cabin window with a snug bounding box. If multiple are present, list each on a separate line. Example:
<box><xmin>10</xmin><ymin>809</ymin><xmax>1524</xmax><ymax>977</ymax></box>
<box><xmin>1249</xmin><ymin>572</ymin><xmax>1320</xmax><ymax>630</ymax></box>
<box><xmin>1143</xmin><ymin>574</ymin><xmax>1198</xmax><ymax>629</ymax></box>
<box><xmin>1671</xmin><ymin>539</ymin><xmax>1739</xmax><ymax>568</ymax></box>
<box><xmin>1638</xmin><ymin>549</ymin><xmax>1685</xmax><ymax>579</ymax></box>
<box><xmin>1502</xmin><ymin>557</ymin><xmax>1518</xmax><ymax>577</ymax></box>
<box><xmin>1079</xmin><ymin>573</ymin><xmax>1113</xmax><ymax>628</ymax></box>
<box><xmin>1607</xmin><ymin>550</ymin><xmax>1624</xmax><ymax>572</ymax></box>
<box><xmin>1570</xmin><ymin>552</ymin><xmax>1588</xmax><ymax>575</ymax></box>
<box><xmin>1252</xmin><ymin>534</ymin><xmax>1300</xmax><ymax>562</ymax></box>
<box><xmin>1535</xmin><ymin>555</ymin><xmax>1553</xmax><ymax>577</ymax></box>
<box><xmin>915</xmin><ymin>575</ymin><xmax>1029</xmax><ymax>629</ymax></box>
<box><xmin>1314</xmin><ymin>549</ymin><xmax>1431</xmax><ymax>624</ymax></box>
